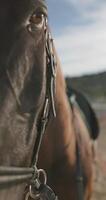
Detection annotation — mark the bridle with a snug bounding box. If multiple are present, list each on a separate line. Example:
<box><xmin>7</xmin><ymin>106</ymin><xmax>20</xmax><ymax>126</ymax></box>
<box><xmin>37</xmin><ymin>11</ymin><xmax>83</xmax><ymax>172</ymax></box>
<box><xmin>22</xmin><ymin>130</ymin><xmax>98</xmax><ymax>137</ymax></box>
<box><xmin>0</xmin><ymin>6</ymin><xmax>57</xmax><ymax>200</ymax></box>
<box><xmin>31</xmin><ymin>17</ymin><xmax>57</xmax><ymax>166</ymax></box>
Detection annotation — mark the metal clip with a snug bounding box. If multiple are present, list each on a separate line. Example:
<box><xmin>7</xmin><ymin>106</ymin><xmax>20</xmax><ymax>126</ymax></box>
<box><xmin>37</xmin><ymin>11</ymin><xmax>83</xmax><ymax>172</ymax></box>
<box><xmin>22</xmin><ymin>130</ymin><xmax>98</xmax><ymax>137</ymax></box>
<box><xmin>25</xmin><ymin>168</ymin><xmax>47</xmax><ymax>200</ymax></box>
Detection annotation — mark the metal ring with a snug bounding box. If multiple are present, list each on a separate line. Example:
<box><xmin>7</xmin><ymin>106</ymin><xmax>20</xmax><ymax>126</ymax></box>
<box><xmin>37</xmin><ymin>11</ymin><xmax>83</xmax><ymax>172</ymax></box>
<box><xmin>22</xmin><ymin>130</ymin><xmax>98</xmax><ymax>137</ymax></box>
<box><xmin>38</xmin><ymin>169</ymin><xmax>47</xmax><ymax>184</ymax></box>
<box><xmin>29</xmin><ymin>185</ymin><xmax>38</xmax><ymax>199</ymax></box>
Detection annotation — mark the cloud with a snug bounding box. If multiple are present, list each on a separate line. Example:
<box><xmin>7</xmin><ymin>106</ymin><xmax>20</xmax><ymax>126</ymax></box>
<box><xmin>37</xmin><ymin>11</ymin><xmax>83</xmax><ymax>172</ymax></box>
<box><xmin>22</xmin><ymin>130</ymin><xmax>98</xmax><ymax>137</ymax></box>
<box><xmin>53</xmin><ymin>0</ymin><xmax>106</xmax><ymax>76</ymax></box>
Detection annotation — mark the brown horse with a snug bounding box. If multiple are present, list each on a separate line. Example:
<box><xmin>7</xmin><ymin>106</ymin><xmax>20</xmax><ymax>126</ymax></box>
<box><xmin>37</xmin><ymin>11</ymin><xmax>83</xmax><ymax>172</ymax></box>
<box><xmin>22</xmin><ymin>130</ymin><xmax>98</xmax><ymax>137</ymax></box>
<box><xmin>0</xmin><ymin>0</ymin><xmax>99</xmax><ymax>200</ymax></box>
<box><xmin>38</xmin><ymin>53</ymin><xmax>99</xmax><ymax>200</ymax></box>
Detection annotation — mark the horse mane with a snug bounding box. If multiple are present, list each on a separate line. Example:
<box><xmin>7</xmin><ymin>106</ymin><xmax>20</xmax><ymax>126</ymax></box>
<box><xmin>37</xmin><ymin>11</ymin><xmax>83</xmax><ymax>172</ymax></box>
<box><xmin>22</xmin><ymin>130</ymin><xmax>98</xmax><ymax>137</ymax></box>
<box><xmin>67</xmin><ymin>86</ymin><xmax>99</xmax><ymax>140</ymax></box>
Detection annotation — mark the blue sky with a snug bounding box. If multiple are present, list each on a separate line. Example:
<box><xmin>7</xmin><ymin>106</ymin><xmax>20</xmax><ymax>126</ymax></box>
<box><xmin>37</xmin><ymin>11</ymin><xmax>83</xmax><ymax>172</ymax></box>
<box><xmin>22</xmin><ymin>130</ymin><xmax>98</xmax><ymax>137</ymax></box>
<box><xmin>47</xmin><ymin>0</ymin><xmax>106</xmax><ymax>76</ymax></box>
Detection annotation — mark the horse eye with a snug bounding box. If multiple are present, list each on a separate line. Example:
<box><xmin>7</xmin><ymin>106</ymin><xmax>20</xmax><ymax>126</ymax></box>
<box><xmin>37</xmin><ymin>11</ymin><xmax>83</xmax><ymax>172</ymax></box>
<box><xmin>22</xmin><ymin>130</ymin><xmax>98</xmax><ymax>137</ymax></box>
<box><xmin>27</xmin><ymin>12</ymin><xmax>45</xmax><ymax>33</ymax></box>
<box><xmin>30</xmin><ymin>13</ymin><xmax>44</xmax><ymax>25</ymax></box>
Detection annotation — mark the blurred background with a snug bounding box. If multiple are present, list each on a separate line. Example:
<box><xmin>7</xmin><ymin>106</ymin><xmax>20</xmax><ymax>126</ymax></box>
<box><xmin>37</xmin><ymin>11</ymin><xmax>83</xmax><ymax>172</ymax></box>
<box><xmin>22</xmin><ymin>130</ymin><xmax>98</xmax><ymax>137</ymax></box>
<box><xmin>48</xmin><ymin>0</ymin><xmax>106</xmax><ymax>76</ymax></box>
<box><xmin>48</xmin><ymin>1</ymin><xmax>106</xmax><ymax>199</ymax></box>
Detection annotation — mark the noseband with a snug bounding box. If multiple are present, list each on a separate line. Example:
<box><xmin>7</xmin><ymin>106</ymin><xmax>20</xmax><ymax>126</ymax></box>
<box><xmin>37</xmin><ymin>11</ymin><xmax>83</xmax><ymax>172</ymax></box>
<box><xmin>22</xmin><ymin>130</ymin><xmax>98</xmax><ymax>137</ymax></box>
<box><xmin>0</xmin><ymin>14</ymin><xmax>57</xmax><ymax>199</ymax></box>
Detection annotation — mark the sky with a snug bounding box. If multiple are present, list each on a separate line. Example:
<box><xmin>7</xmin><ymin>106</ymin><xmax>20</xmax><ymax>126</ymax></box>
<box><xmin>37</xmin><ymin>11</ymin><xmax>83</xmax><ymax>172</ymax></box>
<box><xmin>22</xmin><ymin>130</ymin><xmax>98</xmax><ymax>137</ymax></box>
<box><xmin>47</xmin><ymin>0</ymin><xmax>106</xmax><ymax>76</ymax></box>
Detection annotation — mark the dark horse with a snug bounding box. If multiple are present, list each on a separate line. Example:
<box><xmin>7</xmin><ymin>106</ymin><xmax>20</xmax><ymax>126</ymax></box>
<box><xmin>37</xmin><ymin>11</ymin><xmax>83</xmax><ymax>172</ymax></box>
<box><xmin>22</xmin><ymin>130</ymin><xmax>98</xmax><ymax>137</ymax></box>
<box><xmin>0</xmin><ymin>0</ymin><xmax>99</xmax><ymax>200</ymax></box>
<box><xmin>0</xmin><ymin>0</ymin><xmax>51</xmax><ymax>199</ymax></box>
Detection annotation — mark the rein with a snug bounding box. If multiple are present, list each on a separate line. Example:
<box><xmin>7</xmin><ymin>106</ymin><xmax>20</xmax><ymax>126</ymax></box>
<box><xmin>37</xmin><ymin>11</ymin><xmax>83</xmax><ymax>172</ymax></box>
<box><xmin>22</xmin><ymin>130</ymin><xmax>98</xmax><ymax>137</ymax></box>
<box><xmin>0</xmin><ymin>14</ymin><xmax>57</xmax><ymax>200</ymax></box>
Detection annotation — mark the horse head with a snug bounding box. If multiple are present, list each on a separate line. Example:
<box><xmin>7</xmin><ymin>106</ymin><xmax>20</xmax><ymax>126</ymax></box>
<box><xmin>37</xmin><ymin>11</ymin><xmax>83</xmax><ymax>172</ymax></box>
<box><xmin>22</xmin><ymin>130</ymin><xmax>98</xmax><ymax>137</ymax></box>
<box><xmin>0</xmin><ymin>0</ymin><xmax>51</xmax><ymax>199</ymax></box>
